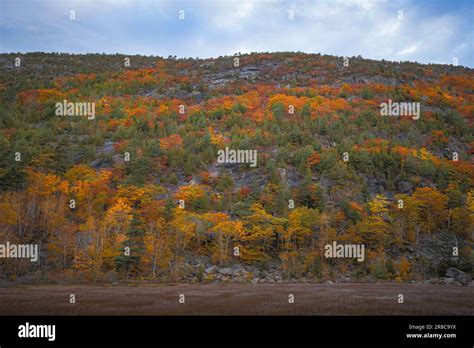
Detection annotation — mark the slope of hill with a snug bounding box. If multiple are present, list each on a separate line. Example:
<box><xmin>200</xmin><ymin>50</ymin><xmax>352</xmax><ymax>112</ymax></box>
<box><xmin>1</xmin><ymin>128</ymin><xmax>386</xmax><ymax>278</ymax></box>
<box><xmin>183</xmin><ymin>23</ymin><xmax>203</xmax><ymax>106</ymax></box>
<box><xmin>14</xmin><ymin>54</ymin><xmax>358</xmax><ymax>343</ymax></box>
<box><xmin>0</xmin><ymin>52</ymin><xmax>473</xmax><ymax>284</ymax></box>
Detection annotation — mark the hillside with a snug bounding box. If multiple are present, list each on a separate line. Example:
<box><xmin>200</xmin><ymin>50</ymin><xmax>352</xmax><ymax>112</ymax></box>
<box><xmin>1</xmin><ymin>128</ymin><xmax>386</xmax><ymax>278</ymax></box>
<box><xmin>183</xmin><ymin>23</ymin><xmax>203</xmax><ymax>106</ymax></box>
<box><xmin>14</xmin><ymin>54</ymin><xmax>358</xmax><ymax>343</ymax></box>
<box><xmin>0</xmin><ymin>52</ymin><xmax>473</xmax><ymax>284</ymax></box>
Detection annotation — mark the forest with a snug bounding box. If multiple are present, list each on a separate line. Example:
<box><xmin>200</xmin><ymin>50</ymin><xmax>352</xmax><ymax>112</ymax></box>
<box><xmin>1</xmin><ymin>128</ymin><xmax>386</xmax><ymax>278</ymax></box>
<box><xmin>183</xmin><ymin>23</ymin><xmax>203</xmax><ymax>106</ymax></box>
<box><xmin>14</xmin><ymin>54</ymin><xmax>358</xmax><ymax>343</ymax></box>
<box><xmin>0</xmin><ymin>52</ymin><xmax>472</xmax><ymax>284</ymax></box>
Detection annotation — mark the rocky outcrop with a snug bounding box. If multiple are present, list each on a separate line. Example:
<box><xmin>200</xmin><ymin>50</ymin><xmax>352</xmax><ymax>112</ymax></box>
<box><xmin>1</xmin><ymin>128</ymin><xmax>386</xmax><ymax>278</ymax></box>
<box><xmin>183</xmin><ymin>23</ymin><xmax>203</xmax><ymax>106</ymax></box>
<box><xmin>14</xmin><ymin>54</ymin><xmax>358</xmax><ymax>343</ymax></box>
<box><xmin>445</xmin><ymin>268</ymin><xmax>472</xmax><ymax>286</ymax></box>
<box><xmin>424</xmin><ymin>268</ymin><xmax>472</xmax><ymax>286</ymax></box>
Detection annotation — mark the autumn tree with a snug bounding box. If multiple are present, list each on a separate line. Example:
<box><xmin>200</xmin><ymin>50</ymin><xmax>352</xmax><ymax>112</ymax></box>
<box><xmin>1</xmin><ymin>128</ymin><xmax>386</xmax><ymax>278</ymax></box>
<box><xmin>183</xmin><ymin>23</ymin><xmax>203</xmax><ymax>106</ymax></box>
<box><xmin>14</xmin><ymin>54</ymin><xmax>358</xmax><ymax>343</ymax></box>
<box><xmin>239</xmin><ymin>203</ymin><xmax>285</xmax><ymax>263</ymax></box>
<box><xmin>411</xmin><ymin>187</ymin><xmax>448</xmax><ymax>236</ymax></box>
<box><xmin>211</xmin><ymin>220</ymin><xmax>244</xmax><ymax>266</ymax></box>
<box><xmin>356</xmin><ymin>194</ymin><xmax>391</xmax><ymax>248</ymax></box>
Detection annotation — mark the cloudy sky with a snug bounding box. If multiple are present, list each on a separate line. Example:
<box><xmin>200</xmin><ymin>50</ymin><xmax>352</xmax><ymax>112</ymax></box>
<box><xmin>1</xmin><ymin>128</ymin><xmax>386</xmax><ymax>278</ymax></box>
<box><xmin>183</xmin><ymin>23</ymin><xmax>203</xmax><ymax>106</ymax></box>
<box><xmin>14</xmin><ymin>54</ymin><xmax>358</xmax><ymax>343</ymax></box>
<box><xmin>0</xmin><ymin>0</ymin><xmax>473</xmax><ymax>67</ymax></box>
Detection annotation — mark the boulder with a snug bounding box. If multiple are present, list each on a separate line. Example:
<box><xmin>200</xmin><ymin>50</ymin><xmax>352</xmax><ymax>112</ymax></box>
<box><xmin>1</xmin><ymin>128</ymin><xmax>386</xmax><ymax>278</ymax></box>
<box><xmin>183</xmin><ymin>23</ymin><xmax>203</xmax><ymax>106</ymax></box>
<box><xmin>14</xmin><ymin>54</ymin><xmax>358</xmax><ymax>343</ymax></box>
<box><xmin>218</xmin><ymin>267</ymin><xmax>233</xmax><ymax>276</ymax></box>
<box><xmin>97</xmin><ymin>140</ymin><xmax>115</xmax><ymax>156</ymax></box>
<box><xmin>446</xmin><ymin>267</ymin><xmax>462</xmax><ymax>278</ymax></box>
<box><xmin>89</xmin><ymin>158</ymin><xmax>113</xmax><ymax>169</ymax></box>
<box><xmin>446</xmin><ymin>268</ymin><xmax>472</xmax><ymax>285</ymax></box>
<box><xmin>205</xmin><ymin>265</ymin><xmax>217</xmax><ymax>274</ymax></box>
<box><xmin>398</xmin><ymin>181</ymin><xmax>413</xmax><ymax>193</ymax></box>
<box><xmin>442</xmin><ymin>277</ymin><xmax>455</xmax><ymax>285</ymax></box>
<box><xmin>425</xmin><ymin>278</ymin><xmax>442</xmax><ymax>285</ymax></box>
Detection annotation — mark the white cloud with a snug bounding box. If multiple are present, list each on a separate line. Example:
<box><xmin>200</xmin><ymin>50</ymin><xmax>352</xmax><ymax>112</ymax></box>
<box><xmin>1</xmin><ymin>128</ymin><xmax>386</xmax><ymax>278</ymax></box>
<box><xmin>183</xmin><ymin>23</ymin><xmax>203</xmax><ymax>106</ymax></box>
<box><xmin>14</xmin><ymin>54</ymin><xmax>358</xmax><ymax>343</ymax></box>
<box><xmin>211</xmin><ymin>0</ymin><xmax>257</xmax><ymax>31</ymax></box>
<box><xmin>397</xmin><ymin>44</ymin><xmax>417</xmax><ymax>56</ymax></box>
<box><xmin>1</xmin><ymin>0</ymin><xmax>472</xmax><ymax>66</ymax></box>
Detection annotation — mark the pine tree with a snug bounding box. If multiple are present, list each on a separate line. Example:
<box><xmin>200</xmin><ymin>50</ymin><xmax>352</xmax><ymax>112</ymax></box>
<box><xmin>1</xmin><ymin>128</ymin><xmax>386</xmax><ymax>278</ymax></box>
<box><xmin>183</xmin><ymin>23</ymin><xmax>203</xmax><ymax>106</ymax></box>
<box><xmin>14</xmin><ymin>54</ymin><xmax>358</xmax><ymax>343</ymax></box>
<box><xmin>115</xmin><ymin>215</ymin><xmax>145</xmax><ymax>277</ymax></box>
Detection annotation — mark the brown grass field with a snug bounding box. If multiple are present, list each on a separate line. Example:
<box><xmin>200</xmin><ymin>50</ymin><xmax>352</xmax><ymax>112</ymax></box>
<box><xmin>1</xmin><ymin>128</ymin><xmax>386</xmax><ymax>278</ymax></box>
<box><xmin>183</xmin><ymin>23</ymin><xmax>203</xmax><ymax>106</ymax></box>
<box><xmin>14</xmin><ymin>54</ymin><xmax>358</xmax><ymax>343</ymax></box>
<box><xmin>0</xmin><ymin>283</ymin><xmax>472</xmax><ymax>316</ymax></box>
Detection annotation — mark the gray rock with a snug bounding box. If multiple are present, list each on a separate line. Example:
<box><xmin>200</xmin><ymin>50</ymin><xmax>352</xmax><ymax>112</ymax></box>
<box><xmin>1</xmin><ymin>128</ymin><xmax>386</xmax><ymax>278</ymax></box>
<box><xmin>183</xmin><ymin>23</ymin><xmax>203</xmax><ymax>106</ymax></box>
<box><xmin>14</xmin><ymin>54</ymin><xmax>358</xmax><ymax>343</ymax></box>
<box><xmin>426</xmin><ymin>278</ymin><xmax>442</xmax><ymax>284</ymax></box>
<box><xmin>189</xmin><ymin>90</ymin><xmax>202</xmax><ymax>103</ymax></box>
<box><xmin>341</xmin><ymin>75</ymin><xmax>400</xmax><ymax>86</ymax></box>
<box><xmin>325</xmin><ymin>280</ymin><xmax>334</xmax><ymax>285</ymax></box>
<box><xmin>97</xmin><ymin>140</ymin><xmax>115</xmax><ymax>156</ymax></box>
<box><xmin>442</xmin><ymin>277</ymin><xmax>455</xmax><ymax>284</ymax></box>
<box><xmin>446</xmin><ymin>267</ymin><xmax>462</xmax><ymax>278</ymax></box>
<box><xmin>398</xmin><ymin>181</ymin><xmax>413</xmax><ymax>193</ymax></box>
<box><xmin>458</xmin><ymin>274</ymin><xmax>471</xmax><ymax>286</ymax></box>
<box><xmin>218</xmin><ymin>267</ymin><xmax>233</xmax><ymax>276</ymax></box>
<box><xmin>112</xmin><ymin>154</ymin><xmax>125</xmax><ymax>164</ymax></box>
<box><xmin>89</xmin><ymin>158</ymin><xmax>112</xmax><ymax>169</ymax></box>
<box><xmin>446</xmin><ymin>267</ymin><xmax>472</xmax><ymax>285</ymax></box>
<box><xmin>205</xmin><ymin>265</ymin><xmax>217</xmax><ymax>274</ymax></box>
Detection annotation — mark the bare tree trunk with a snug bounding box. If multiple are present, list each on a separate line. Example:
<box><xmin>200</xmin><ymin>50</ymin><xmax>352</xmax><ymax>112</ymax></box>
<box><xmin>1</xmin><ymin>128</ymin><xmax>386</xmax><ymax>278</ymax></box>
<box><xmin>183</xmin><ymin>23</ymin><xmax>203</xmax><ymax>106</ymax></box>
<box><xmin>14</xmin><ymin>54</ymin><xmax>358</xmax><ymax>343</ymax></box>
<box><xmin>63</xmin><ymin>234</ymin><xmax>67</xmax><ymax>268</ymax></box>
<box><xmin>152</xmin><ymin>241</ymin><xmax>158</xmax><ymax>279</ymax></box>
